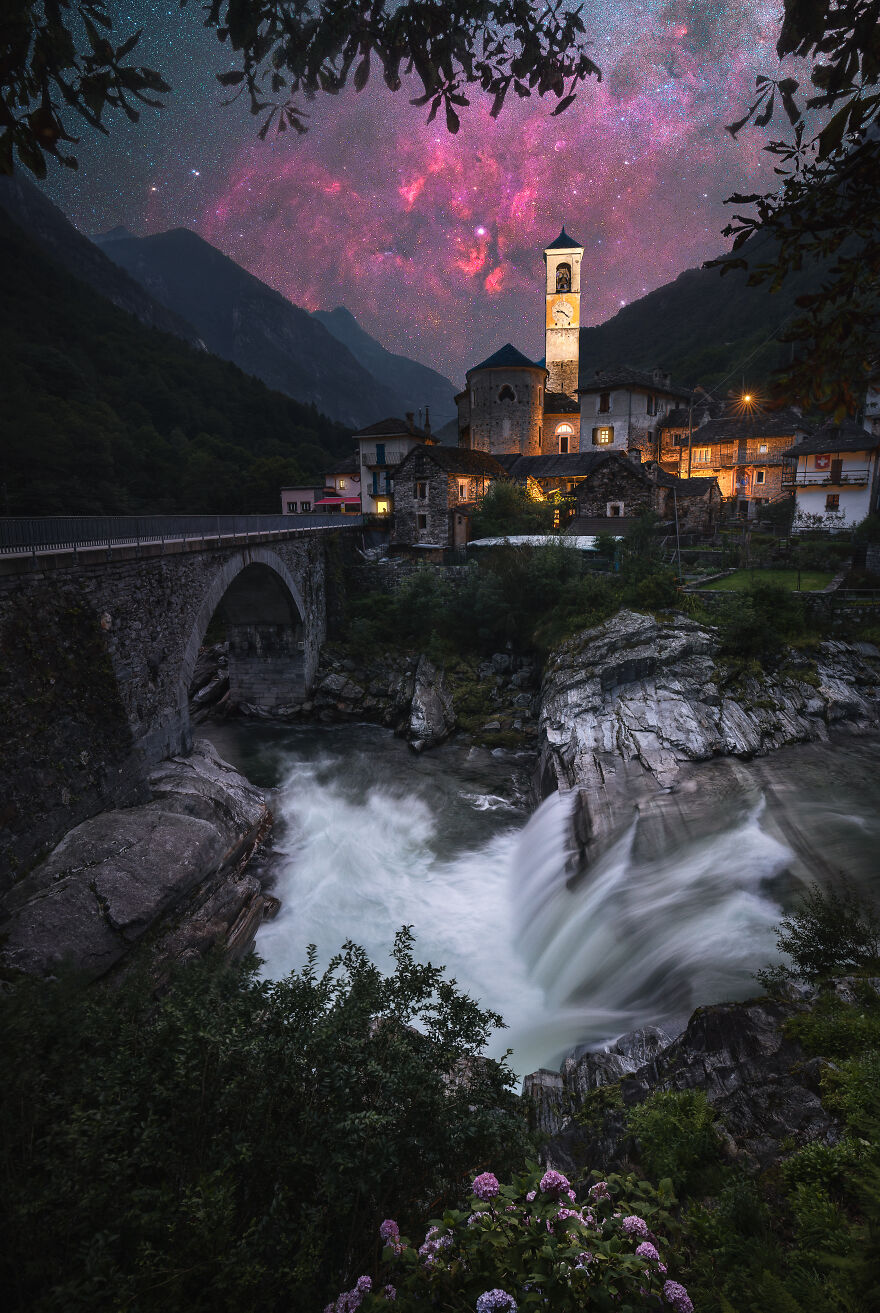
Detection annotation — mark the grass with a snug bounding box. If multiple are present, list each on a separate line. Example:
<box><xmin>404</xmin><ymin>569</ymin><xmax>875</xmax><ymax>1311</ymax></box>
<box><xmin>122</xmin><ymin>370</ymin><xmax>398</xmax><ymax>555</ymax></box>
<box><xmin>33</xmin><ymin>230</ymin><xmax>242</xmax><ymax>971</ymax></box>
<box><xmin>702</xmin><ymin>568</ymin><xmax>835</xmax><ymax>592</ymax></box>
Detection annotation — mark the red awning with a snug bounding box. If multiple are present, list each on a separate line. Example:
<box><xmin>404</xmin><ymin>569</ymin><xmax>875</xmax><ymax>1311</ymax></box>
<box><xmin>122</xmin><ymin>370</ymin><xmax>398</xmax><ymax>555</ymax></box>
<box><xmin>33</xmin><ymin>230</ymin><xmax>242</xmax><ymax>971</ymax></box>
<box><xmin>314</xmin><ymin>496</ymin><xmax>361</xmax><ymax>505</ymax></box>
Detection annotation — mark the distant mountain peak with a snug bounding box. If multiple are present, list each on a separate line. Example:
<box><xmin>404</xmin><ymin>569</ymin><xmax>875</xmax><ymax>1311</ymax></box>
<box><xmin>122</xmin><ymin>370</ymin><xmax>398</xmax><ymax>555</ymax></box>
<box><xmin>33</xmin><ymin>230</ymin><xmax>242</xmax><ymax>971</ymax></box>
<box><xmin>93</xmin><ymin>225</ymin><xmax>137</xmax><ymax>243</ymax></box>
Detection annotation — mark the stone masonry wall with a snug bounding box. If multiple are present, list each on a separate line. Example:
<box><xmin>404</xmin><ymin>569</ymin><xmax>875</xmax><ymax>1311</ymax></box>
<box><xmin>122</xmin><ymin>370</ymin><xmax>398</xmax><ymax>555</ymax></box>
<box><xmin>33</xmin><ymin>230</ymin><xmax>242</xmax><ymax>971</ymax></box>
<box><xmin>0</xmin><ymin>532</ymin><xmax>331</xmax><ymax>882</ymax></box>
<box><xmin>577</xmin><ymin>462</ymin><xmax>654</xmax><ymax>518</ymax></box>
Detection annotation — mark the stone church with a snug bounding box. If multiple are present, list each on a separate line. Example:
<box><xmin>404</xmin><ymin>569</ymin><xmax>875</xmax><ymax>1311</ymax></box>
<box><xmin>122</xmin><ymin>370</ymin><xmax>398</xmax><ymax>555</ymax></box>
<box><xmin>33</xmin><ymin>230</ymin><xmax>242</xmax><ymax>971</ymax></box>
<box><xmin>455</xmin><ymin>227</ymin><xmax>689</xmax><ymax>459</ymax></box>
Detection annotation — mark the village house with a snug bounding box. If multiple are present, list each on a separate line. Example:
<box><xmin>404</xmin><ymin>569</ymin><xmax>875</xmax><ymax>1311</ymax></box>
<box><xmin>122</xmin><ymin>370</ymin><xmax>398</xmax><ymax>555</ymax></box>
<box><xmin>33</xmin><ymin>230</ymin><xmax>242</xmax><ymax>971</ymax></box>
<box><xmin>355</xmin><ymin>413</ymin><xmax>435</xmax><ymax>516</ymax></box>
<box><xmin>390</xmin><ymin>445</ymin><xmax>506</xmax><ymax>548</ymax></box>
<box><xmin>577</xmin><ymin>367</ymin><xmax>691</xmax><ymax>456</ymax></box>
<box><xmin>280</xmin><ymin>483</ymin><xmax>323</xmax><ymax>514</ymax></box>
<box><xmin>783</xmin><ymin>419</ymin><xmax>880</xmax><ymax>528</ymax></box>
<box><xmin>658</xmin><ymin>405</ymin><xmax>810</xmax><ymax>516</ymax></box>
<box><xmin>314</xmin><ymin>458</ymin><xmax>361</xmax><ymax>514</ymax></box>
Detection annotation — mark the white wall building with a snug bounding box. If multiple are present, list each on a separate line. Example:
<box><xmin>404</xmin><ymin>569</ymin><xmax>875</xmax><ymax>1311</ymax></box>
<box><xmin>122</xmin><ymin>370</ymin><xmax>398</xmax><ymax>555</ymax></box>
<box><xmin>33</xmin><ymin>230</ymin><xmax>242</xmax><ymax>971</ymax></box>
<box><xmin>355</xmin><ymin>415</ymin><xmax>434</xmax><ymax>515</ymax></box>
<box><xmin>578</xmin><ymin>367</ymin><xmax>692</xmax><ymax>455</ymax></box>
<box><xmin>783</xmin><ymin>419</ymin><xmax>880</xmax><ymax>527</ymax></box>
<box><xmin>281</xmin><ymin>485</ymin><xmax>323</xmax><ymax>514</ymax></box>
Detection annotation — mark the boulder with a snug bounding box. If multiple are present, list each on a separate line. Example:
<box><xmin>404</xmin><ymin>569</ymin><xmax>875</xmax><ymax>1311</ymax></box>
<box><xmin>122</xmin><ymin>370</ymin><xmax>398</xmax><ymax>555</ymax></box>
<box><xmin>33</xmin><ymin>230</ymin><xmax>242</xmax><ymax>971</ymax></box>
<box><xmin>1</xmin><ymin>740</ymin><xmax>269</xmax><ymax>980</ymax></box>
<box><xmin>405</xmin><ymin>655</ymin><xmax>455</xmax><ymax>750</ymax></box>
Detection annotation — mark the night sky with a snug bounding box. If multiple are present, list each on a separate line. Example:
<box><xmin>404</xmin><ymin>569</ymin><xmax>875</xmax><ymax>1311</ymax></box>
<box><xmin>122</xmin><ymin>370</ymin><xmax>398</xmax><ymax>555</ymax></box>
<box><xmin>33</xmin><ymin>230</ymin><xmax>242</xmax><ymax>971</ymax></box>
<box><xmin>43</xmin><ymin>1</ymin><xmax>791</xmax><ymax>383</ymax></box>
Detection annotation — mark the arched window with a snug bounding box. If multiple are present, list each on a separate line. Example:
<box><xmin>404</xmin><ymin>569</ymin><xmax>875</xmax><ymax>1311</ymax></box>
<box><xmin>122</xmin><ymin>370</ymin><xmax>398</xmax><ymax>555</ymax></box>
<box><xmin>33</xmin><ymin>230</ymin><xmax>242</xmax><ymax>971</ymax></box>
<box><xmin>498</xmin><ymin>384</ymin><xmax>516</xmax><ymax>403</ymax></box>
<box><xmin>556</xmin><ymin>263</ymin><xmax>572</xmax><ymax>293</ymax></box>
<box><xmin>556</xmin><ymin>421</ymin><xmax>574</xmax><ymax>455</ymax></box>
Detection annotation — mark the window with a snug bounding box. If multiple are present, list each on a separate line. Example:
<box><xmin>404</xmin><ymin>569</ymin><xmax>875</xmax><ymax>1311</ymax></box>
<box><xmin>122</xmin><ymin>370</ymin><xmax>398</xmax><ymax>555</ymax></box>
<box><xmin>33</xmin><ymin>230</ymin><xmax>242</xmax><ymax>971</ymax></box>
<box><xmin>759</xmin><ymin>443</ymin><xmax>768</xmax><ymax>454</ymax></box>
<box><xmin>826</xmin><ymin>494</ymin><xmax>840</xmax><ymax>510</ymax></box>
<box><xmin>458</xmin><ymin>482</ymin><xmax>467</xmax><ymax>499</ymax></box>
<box><xmin>417</xmin><ymin>513</ymin><xmax>428</xmax><ymax>530</ymax></box>
<box><xmin>646</xmin><ymin>395</ymin><xmax>657</xmax><ymax>416</ymax></box>
<box><xmin>300</xmin><ymin>501</ymin><xmax>311</xmax><ymax>512</ymax></box>
<box><xmin>338</xmin><ymin>478</ymin><xmax>346</xmax><ymax>489</ymax></box>
<box><xmin>598</xmin><ymin>391</ymin><xmax>611</xmax><ymax>413</ymax></box>
<box><xmin>556</xmin><ymin>262</ymin><xmax>572</xmax><ymax>292</ymax></box>
<box><xmin>498</xmin><ymin>384</ymin><xmax>515</xmax><ymax>402</ymax></box>
<box><xmin>375</xmin><ymin>443</ymin><xmax>386</xmax><ymax>463</ymax></box>
<box><xmin>755</xmin><ymin>470</ymin><xmax>766</xmax><ymax>485</ymax></box>
<box><xmin>376</xmin><ymin>499</ymin><xmax>389</xmax><ymax>515</ymax></box>
<box><xmin>556</xmin><ymin>421</ymin><xmax>574</xmax><ymax>454</ymax></box>
<box><xmin>694</xmin><ymin>447</ymin><xmax>711</xmax><ymax>464</ymax></box>
<box><xmin>414</xmin><ymin>480</ymin><xmax>428</xmax><ymax>499</ymax></box>
<box><xmin>592</xmin><ymin>426</ymin><xmax>613</xmax><ymax>445</ymax></box>
<box><xmin>286</xmin><ymin>501</ymin><xmax>296</xmax><ymax>512</ymax></box>
<box><xmin>607</xmin><ymin>502</ymin><xmax>624</xmax><ymax>517</ymax></box>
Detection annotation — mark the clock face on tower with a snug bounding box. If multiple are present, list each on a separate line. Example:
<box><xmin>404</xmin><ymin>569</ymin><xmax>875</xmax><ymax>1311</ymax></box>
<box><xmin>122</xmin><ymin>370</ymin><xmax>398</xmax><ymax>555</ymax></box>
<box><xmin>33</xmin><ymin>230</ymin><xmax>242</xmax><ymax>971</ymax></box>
<box><xmin>547</xmin><ymin>294</ymin><xmax>579</xmax><ymax>329</ymax></box>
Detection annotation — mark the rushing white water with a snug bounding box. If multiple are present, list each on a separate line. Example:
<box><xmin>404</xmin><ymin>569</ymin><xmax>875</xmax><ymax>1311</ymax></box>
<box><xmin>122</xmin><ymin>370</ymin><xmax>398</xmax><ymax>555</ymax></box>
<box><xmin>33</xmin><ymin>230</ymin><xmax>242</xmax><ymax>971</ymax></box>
<box><xmin>249</xmin><ymin>728</ymin><xmax>794</xmax><ymax>1079</ymax></box>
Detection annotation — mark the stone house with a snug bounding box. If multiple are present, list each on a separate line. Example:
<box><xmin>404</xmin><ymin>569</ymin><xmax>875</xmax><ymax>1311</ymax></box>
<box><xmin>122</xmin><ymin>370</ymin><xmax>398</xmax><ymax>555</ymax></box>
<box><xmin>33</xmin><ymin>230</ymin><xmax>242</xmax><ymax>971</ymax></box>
<box><xmin>456</xmin><ymin>343</ymin><xmax>546</xmax><ymax>456</ymax></box>
<box><xmin>783</xmin><ymin>419</ymin><xmax>880</xmax><ymax>528</ymax></box>
<box><xmin>390</xmin><ymin>445</ymin><xmax>506</xmax><ymax>547</ymax></box>
<box><xmin>577</xmin><ymin>367</ymin><xmax>692</xmax><ymax>456</ymax></box>
<box><xmin>658</xmin><ymin>405</ymin><xmax>810</xmax><ymax>515</ymax></box>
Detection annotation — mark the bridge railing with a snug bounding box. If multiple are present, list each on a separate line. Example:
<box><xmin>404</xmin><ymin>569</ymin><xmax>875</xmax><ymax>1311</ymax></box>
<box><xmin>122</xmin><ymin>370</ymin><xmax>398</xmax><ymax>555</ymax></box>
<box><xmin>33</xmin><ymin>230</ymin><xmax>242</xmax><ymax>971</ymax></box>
<box><xmin>0</xmin><ymin>513</ymin><xmax>362</xmax><ymax>556</ymax></box>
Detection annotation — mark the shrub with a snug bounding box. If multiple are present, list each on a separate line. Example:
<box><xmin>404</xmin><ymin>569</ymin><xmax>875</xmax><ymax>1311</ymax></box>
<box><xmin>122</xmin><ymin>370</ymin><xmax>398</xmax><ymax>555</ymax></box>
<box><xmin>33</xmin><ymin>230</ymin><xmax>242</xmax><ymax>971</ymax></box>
<box><xmin>627</xmin><ymin>1090</ymin><xmax>723</xmax><ymax>1194</ymax></box>
<box><xmin>470</xmin><ymin>481</ymin><xmax>556</xmax><ymax>539</ymax></box>
<box><xmin>755</xmin><ymin>880</ymin><xmax>880</xmax><ymax>987</ymax></box>
<box><xmin>0</xmin><ymin>931</ymin><xmax>529</xmax><ymax>1313</ymax></box>
<box><xmin>328</xmin><ymin>1166</ymin><xmax>690</xmax><ymax>1313</ymax></box>
<box><xmin>715</xmin><ymin>580</ymin><xmax>806</xmax><ymax>667</ymax></box>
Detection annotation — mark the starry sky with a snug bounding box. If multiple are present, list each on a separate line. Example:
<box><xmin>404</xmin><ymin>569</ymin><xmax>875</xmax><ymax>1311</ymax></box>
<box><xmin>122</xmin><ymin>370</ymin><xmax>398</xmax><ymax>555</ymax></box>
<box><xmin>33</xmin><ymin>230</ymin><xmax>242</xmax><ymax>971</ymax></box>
<box><xmin>44</xmin><ymin>1</ymin><xmax>793</xmax><ymax>383</ymax></box>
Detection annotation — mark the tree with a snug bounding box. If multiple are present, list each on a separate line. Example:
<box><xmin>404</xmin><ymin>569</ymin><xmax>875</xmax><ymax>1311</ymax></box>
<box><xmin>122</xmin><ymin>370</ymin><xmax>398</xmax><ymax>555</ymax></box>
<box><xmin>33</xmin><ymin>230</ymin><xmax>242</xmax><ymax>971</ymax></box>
<box><xmin>715</xmin><ymin>0</ymin><xmax>880</xmax><ymax>414</ymax></box>
<box><xmin>1</xmin><ymin>1</ymin><xmax>601</xmax><ymax>177</ymax></box>
<box><xmin>470</xmin><ymin>479</ymin><xmax>556</xmax><ymax>539</ymax></box>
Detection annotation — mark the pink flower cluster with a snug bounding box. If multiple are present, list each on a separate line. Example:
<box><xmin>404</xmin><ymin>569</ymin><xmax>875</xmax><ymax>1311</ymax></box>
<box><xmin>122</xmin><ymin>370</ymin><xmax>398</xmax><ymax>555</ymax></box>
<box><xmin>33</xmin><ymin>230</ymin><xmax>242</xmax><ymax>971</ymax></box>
<box><xmin>538</xmin><ymin>1169</ymin><xmax>571</xmax><ymax>1196</ymax></box>
<box><xmin>472</xmin><ymin>1171</ymin><xmax>501</xmax><ymax>1200</ymax></box>
<box><xmin>379</xmin><ymin>1220</ymin><xmax>399</xmax><ymax>1242</ymax></box>
<box><xmin>663</xmin><ymin>1279</ymin><xmax>694</xmax><ymax>1313</ymax></box>
<box><xmin>324</xmin><ymin>1275</ymin><xmax>372</xmax><ymax>1313</ymax></box>
<box><xmin>620</xmin><ymin>1215</ymin><xmax>650</xmax><ymax>1238</ymax></box>
<box><xmin>636</xmin><ymin>1241</ymin><xmax>661</xmax><ymax>1263</ymax></box>
<box><xmin>418</xmin><ymin>1224</ymin><xmax>452</xmax><ymax>1266</ymax></box>
<box><xmin>588</xmin><ymin>1180</ymin><xmax>610</xmax><ymax>1201</ymax></box>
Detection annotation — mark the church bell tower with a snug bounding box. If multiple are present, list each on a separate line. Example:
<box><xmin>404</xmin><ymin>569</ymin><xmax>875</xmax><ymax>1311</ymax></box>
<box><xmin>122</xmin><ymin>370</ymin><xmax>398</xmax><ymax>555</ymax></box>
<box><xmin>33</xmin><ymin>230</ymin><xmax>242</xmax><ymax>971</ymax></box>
<box><xmin>544</xmin><ymin>227</ymin><xmax>583</xmax><ymax>398</ymax></box>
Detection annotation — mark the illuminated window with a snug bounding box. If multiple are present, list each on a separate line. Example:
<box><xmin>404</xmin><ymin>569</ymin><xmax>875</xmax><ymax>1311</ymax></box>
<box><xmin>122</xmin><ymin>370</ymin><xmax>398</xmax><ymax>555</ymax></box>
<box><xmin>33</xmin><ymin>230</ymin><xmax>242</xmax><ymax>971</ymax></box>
<box><xmin>759</xmin><ymin>443</ymin><xmax>768</xmax><ymax>454</ymax></box>
<box><xmin>498</xmin><ymin>384</ymin><xmax>516</xmax><ymax>403</ymax></box>
<box><xmin>598</xmin><ymin>391</ymin><xmax>611</xmax><ymax>413</ymax></box>
<box><xmin>694</xmin><ymin>447</ymin><xmax>711</xmax><ymax>464</ymax></box>
<box><xmin>826</xmin><ymin>494</ymin><xmax>840</xmax><ymax>510</ymax></box>
<box><xmin>592</xmin><ymin>426</ymin><xmax>613</xmax><ymax>445</ymax></box>
<box><xmin>338</xmin><ymin>478</ymin><xmax>346</xmax><ymax>489</ymax></box>
<box><xmin>376</xmin><ymin>499</ymin><xmax>389</xmax><ymax>514</ymax></box>
<box><xmin>458</xmin><ymin>482</ymin><xmax>467</xmax><ymax>499</ymax></box>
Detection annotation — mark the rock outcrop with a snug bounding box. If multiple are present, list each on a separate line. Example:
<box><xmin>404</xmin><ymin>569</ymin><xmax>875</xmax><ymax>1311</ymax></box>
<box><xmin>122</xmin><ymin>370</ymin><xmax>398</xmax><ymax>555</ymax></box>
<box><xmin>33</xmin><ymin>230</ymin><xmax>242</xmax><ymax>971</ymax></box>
<box><xmin>0</xmin><ymin>740</ymin><xmax>273</xmax><ymax>980</ymax></box>
<box><xmin>537</xmin><ymin>610</ymin><xmax>880</xmax><ymax>857</ymax></box>
<box><xmin>406</xmin><ymin>655</ymin><xmax>455</xmax><ymax>750</ymax></box>
<box><xmin>523</xmin><ymin>982</ymin><xmax>871</xmax><ymax>1174</ymax></box>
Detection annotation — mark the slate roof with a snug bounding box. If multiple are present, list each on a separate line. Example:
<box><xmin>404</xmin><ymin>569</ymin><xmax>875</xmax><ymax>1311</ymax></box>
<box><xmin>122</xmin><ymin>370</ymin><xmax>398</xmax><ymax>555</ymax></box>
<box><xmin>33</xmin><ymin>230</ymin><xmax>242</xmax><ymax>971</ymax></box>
<box><xmin>396</xmin><ymin>445</ymin><xmax>508</xmax><ymax>476</ymax></box>
<box><xmin>543</xmin><ymin>391</ymin><xmax>580</xmax><ymax>415</ymax></box>
<box><xmin>497</xmin><ymin>452</ymin><xmax>614</xmax><ymax>479</ymax></box>
<box><xmin>324</xmin><ymin>457</ymin><xmax>360</xmax><ymax>475</ymax></box>
<box><xmin>468</xmin><ymin>342</ymin><xmax>543</xmax><ymax>373</ymax></box>
<box><xmin>783</xmin><ymin>419</ymin><xmax>880</xmax><ymax>457</ymax></box>
<box><xmin>578</xmin><ymin>366</ymin><xmax>692</xmax><ymax>399</ymax></box>
<box><xmin>353</xmin><ymin>416</ymin><xmax>426</xmax><ymax>438</ymax></box>
<box><xmin>660</xmin><ymin>402</ymin><xmax>722</xmax><ymax>429</ymax></box>
<box><xmin>545</xmin><ymin>226</ymin><xmax>582</xmax><ymax>250</ymax></box>
<box><xmin>652</xmin><ymin>468</ymin><xmax>720</xmax><ymax>498</ymax></box>
<box><xmin>685</xmin><ymin>407</ymin><xmax>809</xmax><ymax>445</ymax></box>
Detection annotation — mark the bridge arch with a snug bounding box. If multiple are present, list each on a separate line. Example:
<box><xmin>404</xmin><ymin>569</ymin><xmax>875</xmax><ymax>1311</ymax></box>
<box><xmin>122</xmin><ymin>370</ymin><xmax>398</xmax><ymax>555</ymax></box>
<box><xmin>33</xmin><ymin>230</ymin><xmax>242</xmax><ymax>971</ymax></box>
<box><xmin>179</xmin><ymin>547</ymin><xmax>311</xmax><ymax>735</ymax></box>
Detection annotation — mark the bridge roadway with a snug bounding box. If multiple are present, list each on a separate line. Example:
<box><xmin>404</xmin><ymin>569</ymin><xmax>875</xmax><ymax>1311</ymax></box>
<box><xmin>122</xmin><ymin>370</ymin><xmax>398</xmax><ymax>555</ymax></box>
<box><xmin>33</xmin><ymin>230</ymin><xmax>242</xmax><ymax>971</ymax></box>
<box><xmin>0</xmin><ymin>513</ymin><xmax>361</xmax><ymax>561</ymax></box>
<box><xmin>0</xmin><ymin>513</ymin><xmax>360</xmax><ymax>878</ymax></box>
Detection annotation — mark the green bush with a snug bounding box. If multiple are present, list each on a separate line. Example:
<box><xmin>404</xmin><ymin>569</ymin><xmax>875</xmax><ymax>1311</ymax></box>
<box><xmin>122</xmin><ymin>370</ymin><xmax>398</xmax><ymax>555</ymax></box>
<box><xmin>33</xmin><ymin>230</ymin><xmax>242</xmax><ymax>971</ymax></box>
<box><xmin>0</xmin><ymin>932</ymin><xmax>529</xmax><ymax>1313</ymax></box>
<box><xmin>626</xmin><ymin>1090</ymin><xmax>723</xmax><ymax>1194</ymax></box>
<box><xmin>715</xmin><ymin>580</ymin><xmax>807</xmax><ymax>667</ymax></box>
<box><xmin>756</xmin><ymin>880</ymin><xmax>880</xmax><ymax>987</ymax></box>
<box><xmin>470</xmin><ymin>481</ymin><xmax>556</xmax><ymax>539</ymax></box>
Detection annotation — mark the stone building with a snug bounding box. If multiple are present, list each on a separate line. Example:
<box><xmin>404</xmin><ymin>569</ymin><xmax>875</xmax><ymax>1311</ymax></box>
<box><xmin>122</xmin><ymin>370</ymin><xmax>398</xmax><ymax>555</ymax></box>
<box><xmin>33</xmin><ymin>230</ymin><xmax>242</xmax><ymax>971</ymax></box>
<box><xmin>390</xmin><ymin>445</ymin><xmax>506</xmax><ymax>548</ymax></box>
<box><xmin>578</xmin><ymin>367</ymin><xmax>691</xmax><ymax>455</ymax></box>
<box><xmin>457</xmin><ymin>343</ymin><xmax>546</xmax><ymax>456</ymax></box>
<box><xmin>658</xmin><ymin>405</ymin><xmax>810</xmax><ymax>515</ymax></box>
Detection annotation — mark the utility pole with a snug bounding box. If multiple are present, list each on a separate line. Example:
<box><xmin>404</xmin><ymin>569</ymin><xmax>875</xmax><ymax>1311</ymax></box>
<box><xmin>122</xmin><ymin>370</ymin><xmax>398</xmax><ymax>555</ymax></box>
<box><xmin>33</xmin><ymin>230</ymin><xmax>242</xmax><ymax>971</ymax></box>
<box><xmin>673</xmin><ymin>487</ymin><xmax>682</xmax><ymax>583</ymax></box>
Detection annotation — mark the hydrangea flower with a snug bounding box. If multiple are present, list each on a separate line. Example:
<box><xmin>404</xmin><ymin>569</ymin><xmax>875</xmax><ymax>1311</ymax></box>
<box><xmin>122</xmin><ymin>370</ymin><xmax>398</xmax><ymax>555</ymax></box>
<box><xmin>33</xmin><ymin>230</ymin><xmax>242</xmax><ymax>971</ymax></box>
<box><xmin>473</xmin><ymin>1171</ymin><xmax>501</xmax><ymax>1200</ymax></box>
<box><xmin>636</xmin><ymin>1241</ymin><xmax>661</xmax><ymax>1263</ymax></box>
<box><xmin>476</xmin><ymin>1289</ymin><xmax>517</xmax><ymax>1313</ymax></box>
<box><xmin>589</xmin><ymin>1180</ymin><xmax>610</xmax><ymax>1201</ymax></box>
<box><xmin>663</xmin><ymin>1280</ymin><xmax>694</xmax><ymax>1313</ymax></box>
<box><xmin>379</xmin><ymin>1219</ymin><xmax>399</xmax><ymax>1242</ymax></box>
<box><xmin>539</xmin><ymin>1169</ymin><xmax>571</xmax><ymax>1195</ymax></box>
<box><xmin>620</xmin><ymin>1215</ymin><xmax>650</xmax><ymax>1238</ymax></box>
<box><xmin>355</xmin><ymin>1277</ymin><xmax>372</xmax><ymax>1294</ymax></box>
<box><xmin>525</xmin><ymin>1190</ymin><xmax>536</xmax><ymax>1202</ymax></box>
<box><xmin>383</xmin><ymin>1287</ymin><xmax>396</xmax><ymax>1302</ymax></box>
<box><xmin>575</xmin><ymin>1251</ymin><xmax>595</xmax><ymax>1268</ymax></box>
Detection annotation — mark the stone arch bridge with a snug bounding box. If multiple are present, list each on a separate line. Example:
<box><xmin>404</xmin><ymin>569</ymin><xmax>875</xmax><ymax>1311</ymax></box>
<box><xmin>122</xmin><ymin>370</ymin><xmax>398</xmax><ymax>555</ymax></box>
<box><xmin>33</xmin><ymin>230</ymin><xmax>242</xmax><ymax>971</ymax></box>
<box><xmin>0</xmin><ymin>518</ymin><xmax>354</xmax><ymax>878</ymax></box>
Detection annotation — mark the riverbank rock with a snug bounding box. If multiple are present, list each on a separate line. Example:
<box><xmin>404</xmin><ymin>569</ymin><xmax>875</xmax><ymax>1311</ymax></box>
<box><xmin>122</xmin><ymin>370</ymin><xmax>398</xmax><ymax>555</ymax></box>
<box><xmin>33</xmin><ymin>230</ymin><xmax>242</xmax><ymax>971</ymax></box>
<box><xmin>537</xmin><ymin>610</ymin><xmax>880</xmax><ymax>857</ymax></box>
<box><xmin>0</xmin><ymin>740</ymin><xmax>271</xmax><ymax>980</ymax></box>
<box><xmin>524</xmin><ymin>985</ymin><xmax>845</xmax><ymax>1175</ymax></box>
<box><xmin>405</xmin><ymin>655</ymin><xmax>455</xmax><ymax>750</ymax></box>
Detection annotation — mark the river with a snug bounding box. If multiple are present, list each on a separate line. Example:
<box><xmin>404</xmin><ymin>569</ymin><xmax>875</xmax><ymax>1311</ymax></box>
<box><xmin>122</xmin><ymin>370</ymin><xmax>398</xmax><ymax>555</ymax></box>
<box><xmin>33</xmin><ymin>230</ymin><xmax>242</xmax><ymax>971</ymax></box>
<box><xmin>204</xmin><ymin>722</ymin><xmax>880</xmax><ymax>1081</ymax></box>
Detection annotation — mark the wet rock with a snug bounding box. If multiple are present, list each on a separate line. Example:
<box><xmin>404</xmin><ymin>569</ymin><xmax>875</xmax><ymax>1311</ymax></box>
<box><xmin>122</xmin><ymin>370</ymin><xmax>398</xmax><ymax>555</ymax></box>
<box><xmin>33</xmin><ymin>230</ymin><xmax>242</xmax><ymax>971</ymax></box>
<box><xmin>405</xmin><ymin>655</ymin><xmax>455</xmax><ymax>750</ymax></box>
<box><xmin>1</xmin><ymin>740</ymin><xmax>269</xmax><ymax>980</ymax></box>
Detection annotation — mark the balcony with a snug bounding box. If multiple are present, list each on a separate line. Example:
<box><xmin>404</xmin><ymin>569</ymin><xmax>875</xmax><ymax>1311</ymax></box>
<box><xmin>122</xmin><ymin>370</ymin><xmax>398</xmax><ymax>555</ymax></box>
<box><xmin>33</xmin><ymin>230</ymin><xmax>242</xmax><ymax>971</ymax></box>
<box><xmin>782</xmin><ymin>467</ymin><xmax>871</xmax><ymax>487</ymax></box>
<box><xmin>361</xmin><ymin>446</ymin><xmax>409</xmax><ymax>468</ymax></box>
